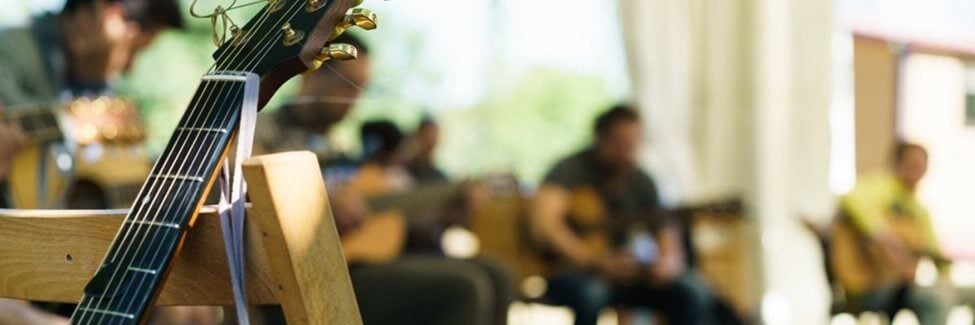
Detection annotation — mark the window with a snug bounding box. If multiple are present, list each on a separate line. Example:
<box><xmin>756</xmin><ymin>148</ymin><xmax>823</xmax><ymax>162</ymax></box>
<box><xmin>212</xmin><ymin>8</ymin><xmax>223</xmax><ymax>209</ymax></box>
<box><xmin>966</xmin><ymin>64</ymin><xmax>975</xmax><ymax>125</ymax></box>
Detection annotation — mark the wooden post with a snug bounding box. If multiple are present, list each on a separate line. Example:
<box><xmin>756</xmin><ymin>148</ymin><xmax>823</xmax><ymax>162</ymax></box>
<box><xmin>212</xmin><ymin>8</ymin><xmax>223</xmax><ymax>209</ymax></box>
<box><xmin>242</xmin><ymin>152</ymin><xmax>361</xmax><ymax>325</ymax></box>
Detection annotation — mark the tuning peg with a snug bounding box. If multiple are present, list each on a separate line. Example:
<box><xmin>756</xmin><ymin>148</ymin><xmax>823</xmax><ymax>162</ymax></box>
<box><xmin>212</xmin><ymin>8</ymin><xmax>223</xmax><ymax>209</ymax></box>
<box><xmin>309</xmin><ymin>43</ymin><xmax>358</xmax><ymax>71</ymax></box>
<box><xmin>329</xmin><ymin>8</ymin><xmax>378</xmax><ymax>40</ymax></box>
<box><xmin>320</xmin><ymin>43</ymin><xmax>358</xmax><ymax>61</ymax></box>
<box><xmin>345</xmin><ymin>8</ymin><xmax>378</xmax><ymax>30</ymax></box>
<box><xmin>281</xmin><ymin>23</ymin><xmax>305</xmax><ymax>46</ymax></box>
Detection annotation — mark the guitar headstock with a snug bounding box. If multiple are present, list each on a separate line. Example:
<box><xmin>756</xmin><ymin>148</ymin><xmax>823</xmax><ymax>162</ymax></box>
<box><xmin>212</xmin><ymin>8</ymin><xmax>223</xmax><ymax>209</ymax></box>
<box><xmin>210</xmin><ymin>0</ymin><xmax>378</xmax><ymax>102</ymax></box>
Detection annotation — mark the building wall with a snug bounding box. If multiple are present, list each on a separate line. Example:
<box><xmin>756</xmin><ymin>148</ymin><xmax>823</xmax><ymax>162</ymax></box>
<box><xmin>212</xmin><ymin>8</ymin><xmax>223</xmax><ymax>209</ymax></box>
<box><xmin>898</xmin><ymin>53</ymin><xmax>975</xmax><ymax>258</ymax></box>
<box><xmin>853</xmin><ymin>36</ymin><xmax>898</xmax><ymax>175</ymax></box>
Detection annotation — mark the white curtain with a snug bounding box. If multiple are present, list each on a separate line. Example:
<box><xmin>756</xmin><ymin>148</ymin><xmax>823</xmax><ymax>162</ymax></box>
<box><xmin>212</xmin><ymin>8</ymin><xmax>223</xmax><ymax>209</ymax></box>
<box><xmin>619</xmin><ymin>0</ymin><xmax>835</xmax><ymax>324</ymax></box>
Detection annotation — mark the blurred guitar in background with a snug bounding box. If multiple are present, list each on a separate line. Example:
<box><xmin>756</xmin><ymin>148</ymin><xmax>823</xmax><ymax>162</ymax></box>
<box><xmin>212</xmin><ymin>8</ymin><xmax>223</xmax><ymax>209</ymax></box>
<box><xmin>338</xmin><ymin>167</ymin><xmax>519</xmax><ymax>263</ymax></box>
<box><xmin>2</xmin><ymin>97</ymin><xmax>151</xmax><ymax>208</ymax></box>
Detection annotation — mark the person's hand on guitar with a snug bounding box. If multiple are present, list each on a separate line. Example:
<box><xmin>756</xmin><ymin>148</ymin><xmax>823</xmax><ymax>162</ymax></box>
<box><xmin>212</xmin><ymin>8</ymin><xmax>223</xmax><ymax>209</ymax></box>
<box><xmin>329</xmin><ymin>187</ymin><xmax>369</xmax><ymax>235</ymax></box>
<box><xmin>598</xmin><ymin>251</ymin><xmax>643</xmax><ymax>283</ymax></box>
<box><xmin>0</xmin><ymin>105</ymin><xmax>28</xmax><ymax>180</ymax></box>
<box><xmin>463</xmin><ymin>181</ymin><xmax>491</xmax><ymax>214</ymax></box>
<box><xmin>876</xmin><ymin>229</ymin><xmax>919</xmax><ymax>281</ymax></box>
<box><xmin>646</xmin><ymin>226</ymin><xmax>687</xmax><ymax>286</ymax></box>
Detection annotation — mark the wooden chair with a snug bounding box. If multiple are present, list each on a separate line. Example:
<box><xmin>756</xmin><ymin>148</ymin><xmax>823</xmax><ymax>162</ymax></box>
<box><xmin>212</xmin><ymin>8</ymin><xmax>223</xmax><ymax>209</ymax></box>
<box><xmin>0</xmin><ymin>151</ymin><xmax>362</xmax><ymax>324</ymax></box>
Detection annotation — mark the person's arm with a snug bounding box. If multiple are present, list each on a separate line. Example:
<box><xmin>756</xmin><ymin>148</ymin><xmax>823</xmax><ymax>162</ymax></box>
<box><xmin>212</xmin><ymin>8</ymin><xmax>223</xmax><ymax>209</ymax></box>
<box><xmin>915</xmin><ymin>207</ymin><xmax>951</xmax><ymax>273</ymax></box>
<box><xmin>0</xmin><ymin>299</ymin><xmax>68</xmax><ymax>325</ymax></box>
<box><xmin>532</xmin><ymin>184</ymin><xmax>596</xmax><ymax>267</ymax></box>
<box><xmin>648</xmin><ymin>223</ymin><xmax>686</xmax><ymax>285</ymax></box>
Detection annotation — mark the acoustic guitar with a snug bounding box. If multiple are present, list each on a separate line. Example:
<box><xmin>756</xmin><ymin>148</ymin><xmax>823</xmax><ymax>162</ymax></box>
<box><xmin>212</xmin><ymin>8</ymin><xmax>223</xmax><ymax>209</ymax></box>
<box><xmin>829</xmin><ymin>212</ymin><xmax>947</xmax><ymax>295</ymax></box>
<box><xmin>3</xmin><ymin>97</ymin><xmax>151</xmax><ymax>209</ymax></box>
<box><xmin>340</xmin><ymin>165</ymin><xmax>517</xmax><ymax>263</ymax></box>
<box><xmin>2</xmin><ymin>106</ymin><xmax>70</xmax><ymax>208</ymax></box>
<box><xmin>69</xmin><ymin>1</ymin><xmax>374</xmax><ymax>323</ymax></box>
<box><xmin>534</xmin><ymin>187</ymin><xmax>742</xmax><ymax>276</ymax></box>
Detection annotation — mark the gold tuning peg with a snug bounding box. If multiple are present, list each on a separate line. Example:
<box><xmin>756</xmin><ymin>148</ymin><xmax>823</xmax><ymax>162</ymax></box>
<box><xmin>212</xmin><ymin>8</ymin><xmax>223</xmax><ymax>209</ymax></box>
<box><xmin>329</xmin><ymin>8</ymin><xmax>378</xmax><ymax>40</ymax></box>
<box><xmin>344</xmin><ymin>8</ymin><xmax>378</xmax><ymax>30</ymax></box>
<box><xmin>309</xmin><ymin>43</ymin><xmax>358</xmax><ymax>71</ymax></box>
<box><xmin>321</xmin><ymin>43</ymin><xmax>358</xmax><ymax>61</ymax></box>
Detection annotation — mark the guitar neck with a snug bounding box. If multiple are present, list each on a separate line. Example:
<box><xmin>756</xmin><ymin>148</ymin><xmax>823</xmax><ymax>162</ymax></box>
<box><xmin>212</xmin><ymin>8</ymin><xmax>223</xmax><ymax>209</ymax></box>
<box><xmin>367</xmin><ymin>181</ymin><xmax>465</xmax><ymax>214</ymax></box>
<box><xmin>2</xmin><ymin>108</ymin><xmax>63</xmax><ymax>143</ymax></box>
<box><xmin>70</xmin><ymin>75</ymin><xmax>246</xmax><ymax>323</ymax></box>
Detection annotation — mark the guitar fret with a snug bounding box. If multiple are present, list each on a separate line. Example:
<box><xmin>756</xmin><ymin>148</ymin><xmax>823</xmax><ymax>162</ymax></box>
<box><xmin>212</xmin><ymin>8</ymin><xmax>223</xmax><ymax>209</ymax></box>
<box><xmin>127</xmin><ymin>266</ymin><xmax>158</xmax><ymax>275</ymax></box>
<box><xmin>176</xmin><ymin>126</ymin><xmax>229</xmax><ymax>134</ymax></box>
<box><xmin>203</xmin><ymin>71</ymin><xmax>249</xmax><ymax>82</ymax></box>
<box><xmin>77</xmin><ymin>307</ymin><xmax>136</xmax><ymax>319</ymax></box>
<box><xmin>149</xmin><ymin>174</ymin><xmax>206</xmax><ymax>183</ymax></box>
<box><xmin>126</xmin><ymin>219</ymin><xmax>181</xmax><ymax>230</ymax></box>
<box><xmin>73</xmin><ymin>72</ymin><xmax>251</xmax><ymax>323</ymax></box>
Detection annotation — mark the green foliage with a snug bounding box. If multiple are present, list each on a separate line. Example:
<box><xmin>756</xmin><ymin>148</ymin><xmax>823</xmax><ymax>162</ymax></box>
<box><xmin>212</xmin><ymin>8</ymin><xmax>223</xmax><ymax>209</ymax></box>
<box><xmin>436</xmin><ymin>68</ymin><xmax>616</xmax><ymax>182</ymax></box>
<box><xmin>116</xmin><ymin>0</ymin><xmax>623</xmax><ymax>184</ymax></box>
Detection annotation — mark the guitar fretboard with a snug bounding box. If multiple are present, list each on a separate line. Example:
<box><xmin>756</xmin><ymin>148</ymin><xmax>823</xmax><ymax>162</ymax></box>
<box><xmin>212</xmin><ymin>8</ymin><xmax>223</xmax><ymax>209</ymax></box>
<box><xmin>1</xmin><ymin>108</ymin><xmax>62</xmax><ymax>143</ymax></box>
<box><xmin>69</xmin><ymin>75</ymin><xmax>247</xmax><ymax>324</ymax></box>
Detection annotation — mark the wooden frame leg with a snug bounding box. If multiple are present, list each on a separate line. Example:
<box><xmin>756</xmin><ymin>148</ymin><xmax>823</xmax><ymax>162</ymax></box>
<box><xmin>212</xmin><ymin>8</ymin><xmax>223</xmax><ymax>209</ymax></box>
<box><xmin>243</xmin><ymin>151</ymin><xmax>361</xmax><ymax>325</ymax></box>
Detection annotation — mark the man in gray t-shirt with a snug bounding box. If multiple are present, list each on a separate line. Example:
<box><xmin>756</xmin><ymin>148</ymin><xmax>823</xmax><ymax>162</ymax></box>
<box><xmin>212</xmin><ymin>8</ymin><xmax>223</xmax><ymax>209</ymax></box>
<box><xmin>533</xmin><ymin>105</ymin><xmax>713</xmax><ymax>325</ymax></box>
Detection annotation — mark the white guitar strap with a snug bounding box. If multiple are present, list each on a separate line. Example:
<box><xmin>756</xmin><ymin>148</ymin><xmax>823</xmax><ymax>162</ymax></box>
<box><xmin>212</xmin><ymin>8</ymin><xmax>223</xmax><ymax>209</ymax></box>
<box><xmin>217</xmin><ymin>72</ymin><xmax>259</xmax><ymax>325</ymax></box>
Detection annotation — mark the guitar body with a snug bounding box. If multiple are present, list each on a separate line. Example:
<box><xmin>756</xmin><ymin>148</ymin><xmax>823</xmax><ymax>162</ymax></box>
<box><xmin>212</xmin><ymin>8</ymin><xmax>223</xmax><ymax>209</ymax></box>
<box><xmin>829</xmin><ymin>214</ymin><xmax>923</xmax><ymax>295</ymax></box>
<box><xmin>4</xmin><ymin>97</ymin><xmax>150</xmax><ymax>209</ymax></box>
<box><xmin>338</xmin><ymin>165</ymin><xmax>517</xmax><ymax>264</ymax></box>
<box><xmin>73</xmin><ymin>144</ymin><xmax>152</xmax><ymax>208</ymax></box>
<box><xmin>339</xmin><ymin>164</ymin><xmax>411</xmax><ymax>263</ymax></box>
<box><xmin>341</xmin><ymin>211</ymin><xmax>407</xmax><ymax>263</ymax></box>
<box><xmin>6</xmin><ymin>144</ymin><xmax>72</xmax><ymax>208</ymax></box>
<box><xmin>567</xmin><ymin>186</ymin><xmax>613</xmax><ymax>261</ymax></box>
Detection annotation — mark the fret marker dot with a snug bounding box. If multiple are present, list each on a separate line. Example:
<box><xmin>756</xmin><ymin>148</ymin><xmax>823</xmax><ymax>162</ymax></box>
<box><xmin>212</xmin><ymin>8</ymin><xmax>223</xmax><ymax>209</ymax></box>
<box><xmin>65</xmin><ymin>254</ymin><xmax>73</xmax><ymax>263</ymax></box>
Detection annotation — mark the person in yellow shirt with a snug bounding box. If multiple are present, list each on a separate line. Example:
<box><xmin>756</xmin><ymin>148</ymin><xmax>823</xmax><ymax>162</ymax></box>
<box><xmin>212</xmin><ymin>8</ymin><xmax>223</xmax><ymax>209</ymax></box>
<box><xmin>839</xmin><ymin>142</ymin><xmax>949</xmax><ymax>324</ymax></box>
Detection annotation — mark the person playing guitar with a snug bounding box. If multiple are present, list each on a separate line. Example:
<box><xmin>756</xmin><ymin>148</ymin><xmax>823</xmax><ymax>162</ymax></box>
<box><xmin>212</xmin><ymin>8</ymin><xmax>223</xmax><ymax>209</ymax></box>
<box><xmin>834</xmin><ymin>142</ymin><xmax>951</xmax><ymax>324</ymax></box>
<box><xmin>532</xmin><ymin>105</ymin><xmax>714</xmax><ymax>325</ymax></box>
<box><xmin>254</xmin><ymin>33</ymin><xmax>511</xmax><ymax>325</ymax></box>
<box><xmin>0</xmin><ymin>0</ymin><xmax>205</xmax><ymax>322</ymax></box>
<box><xmin>0</xmin><ymin>0</ymin><xmax>183</xmax><ymax>209</ymax></box>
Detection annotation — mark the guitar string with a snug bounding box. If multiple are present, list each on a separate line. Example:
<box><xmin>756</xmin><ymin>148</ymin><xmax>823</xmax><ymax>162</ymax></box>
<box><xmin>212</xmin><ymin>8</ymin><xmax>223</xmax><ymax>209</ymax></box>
<box><xmin>70</xmin><ymin>58</ymin><xmax>236</xmax><ymax>324</ymax></box>
<box><xmin>74</xmin><ymin>76</ymin><xmax>240</xmax><ymax>321</ymax></box>
<box><xmin>100</xmin><ymin>0</ymin><xmax>312</xmax><ymax>318</ymax></box>
<box><xmin>72</xmin><ymin>1</ymin><xmax>302</xmax><ymax>321</ymax></box>
<box><xmin>79</xmin><ymin>2</ymin><xmax>298</xmax><ymax>320</ymax></box>
<box><xmin>91</xmin><ymin>0</ymin><xmax>349</xmax><ymax>317</ymax></box>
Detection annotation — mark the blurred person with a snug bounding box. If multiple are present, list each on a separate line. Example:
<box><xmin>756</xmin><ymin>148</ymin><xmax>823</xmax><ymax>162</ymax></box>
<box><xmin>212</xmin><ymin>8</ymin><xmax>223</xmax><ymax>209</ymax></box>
<box><xmin>838</xmin><ymin>142</ymin><xmax>950</xmax><ymax>324</ymax></box>
<box><xmin>348</xmin><ymin>119</ymin><xmax>513</xmax><ymax>325</ymax></box>
<box><xmin>532</xmin><ymin>105</ymin><xmax>714</xmax><ymax>325</ymax></box>
<box><xmin>254</xmin><ymin>34</ymin><xmax>510</xmax><ymax>325</ymax></box>
<box><xmin>0</xmin><ymin>0</ymin><xmax>183</xmax><ymax>105</ymax></box>
<box><xmin>406</xmin><ymin>116</ymin><xmax>448</xmax><ymax>183</ymax></box>
<box><xmin>0</xmin><ymin>0</ymin><xmax>184</xmax><ymax>207</ymax></box>
<box><xmin>0</xmin><ymin>0</ymin><xmax>205</xmax><ymax>323</ymax></box>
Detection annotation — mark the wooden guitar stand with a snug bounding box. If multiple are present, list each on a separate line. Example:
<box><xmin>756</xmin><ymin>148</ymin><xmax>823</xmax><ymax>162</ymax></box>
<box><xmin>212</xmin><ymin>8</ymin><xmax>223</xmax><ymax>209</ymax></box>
<box><xmin>0</xmin><ymin>151</ymin><xmax>362</xmax><ymax>324</ymax></box>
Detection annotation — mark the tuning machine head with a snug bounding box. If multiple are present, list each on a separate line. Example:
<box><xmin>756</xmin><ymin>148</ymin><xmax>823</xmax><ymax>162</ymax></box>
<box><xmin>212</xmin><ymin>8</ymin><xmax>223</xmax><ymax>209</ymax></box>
<box><xmin>329</xmin><ymin>8</ymin><xmax>378</xmax><ymax>40</ymax></box>
<box><xmin>308</xmin><ymin>43</ymin><xmax>358</xmax><ymax>71</ymax></box>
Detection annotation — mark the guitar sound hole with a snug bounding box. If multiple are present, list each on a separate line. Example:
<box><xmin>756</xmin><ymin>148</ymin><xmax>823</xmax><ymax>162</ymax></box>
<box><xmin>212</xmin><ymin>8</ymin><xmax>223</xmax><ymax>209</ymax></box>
<box><xmin>66</xmin><ymin>254</ymin><xmax>73</xmax><ymax>263</ymax></box>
